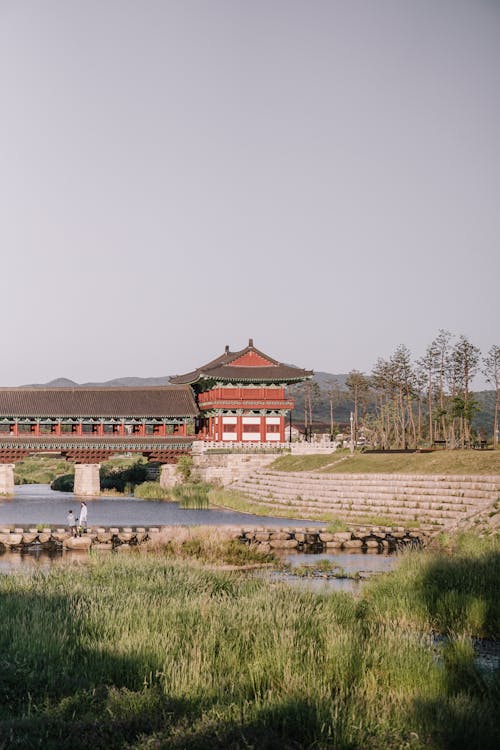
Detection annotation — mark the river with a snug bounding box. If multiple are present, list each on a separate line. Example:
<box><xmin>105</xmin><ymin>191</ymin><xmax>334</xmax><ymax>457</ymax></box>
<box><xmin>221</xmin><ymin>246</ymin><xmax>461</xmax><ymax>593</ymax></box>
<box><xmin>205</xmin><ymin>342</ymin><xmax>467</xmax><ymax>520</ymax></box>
<box><xmin>0</xmin><ymin>484</ymin><xmax>321</xmax><ymax>528</ymax></box>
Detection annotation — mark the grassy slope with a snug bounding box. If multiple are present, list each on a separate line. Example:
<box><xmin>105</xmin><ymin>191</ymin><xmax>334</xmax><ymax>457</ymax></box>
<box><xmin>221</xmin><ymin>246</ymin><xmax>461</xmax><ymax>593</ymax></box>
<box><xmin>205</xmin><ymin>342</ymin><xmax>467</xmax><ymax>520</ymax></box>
<box><xmin>271</xmin><ymin>449</ymin><xmax>500</xmax><ymax>474</ymax></box>
<box><xmin>0</xmin><ymin>540</ymin><xmax>497</xmax><ymax>750</ymax></box>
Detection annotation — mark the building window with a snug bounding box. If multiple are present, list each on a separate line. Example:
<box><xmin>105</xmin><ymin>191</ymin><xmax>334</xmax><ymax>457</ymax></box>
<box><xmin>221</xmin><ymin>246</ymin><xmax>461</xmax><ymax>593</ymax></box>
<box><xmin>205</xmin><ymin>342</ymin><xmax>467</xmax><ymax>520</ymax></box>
<box><xmin>242</xmin><ymin>423</ymin><xmax>260</xmax><ymax>433</ymax></box>
<box><xmin>266</xmin><ymin>424</ymin><xmax>280</xmax><ymax>433</ymax></box>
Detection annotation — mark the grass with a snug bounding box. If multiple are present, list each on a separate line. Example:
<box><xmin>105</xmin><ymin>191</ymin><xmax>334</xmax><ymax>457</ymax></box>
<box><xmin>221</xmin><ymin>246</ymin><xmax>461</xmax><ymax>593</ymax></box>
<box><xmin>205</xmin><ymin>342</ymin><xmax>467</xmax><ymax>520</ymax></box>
<box><xmin>271</xmin><ymin>449</ymin><xmax>500</xmax><ymax>475</ymax></box>
<box><xmin>172</xmin><ymin>482</ymin><xmax>211</xmax><ymax>509</ymax></box>
<box><xmin>14</xmin><ymin>456</ymin><xmax>75</xmax><ymax>485</ymax></box>
<box><xmin>364</xmin><ymin>533</ymin><xmax>500</xmax><ymax>637</ymax></box>
<box><xmin>0</xmin><ymin>541</ymin><xmax>498</xmax><ymax>749</ymax></box>
<box><xmin>133</xmin><ymin>481</ymin><xmax>171</xmax><ymax>500</ymax></box>
<box><xmin>146</xmin><ymin>526</ymin><xmax>276</xmax><ymax>566</ymax></box>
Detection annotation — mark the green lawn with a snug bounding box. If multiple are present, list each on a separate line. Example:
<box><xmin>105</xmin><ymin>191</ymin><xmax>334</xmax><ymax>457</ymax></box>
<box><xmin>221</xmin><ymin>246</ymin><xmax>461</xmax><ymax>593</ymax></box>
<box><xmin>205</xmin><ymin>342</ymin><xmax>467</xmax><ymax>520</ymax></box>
<box><xmin>271</xmin><ymin>449</ymin><xmax>500</xmax><ymax>475</ymax></box>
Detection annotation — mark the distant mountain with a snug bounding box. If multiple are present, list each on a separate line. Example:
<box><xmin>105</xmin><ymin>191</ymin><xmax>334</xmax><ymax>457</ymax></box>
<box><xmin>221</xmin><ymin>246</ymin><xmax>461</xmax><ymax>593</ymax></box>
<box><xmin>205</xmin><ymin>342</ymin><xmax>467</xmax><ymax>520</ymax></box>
<box><xmin>21</xmin><ymin>376</ymin><xmax>171</xmax><ymax>388</ymax></box>
<box><xmin>313</xmin><ymin>371</ymin><xmax>350</xmax><ymax>389</ymax></box>
<box><xmin>20</xmin><ymin>377</ymin><xmax>80</xmax><ymax>388</ymax></box>
<box><xmin>82</xmin><ymin>376</ymin><xmax>170</xmax><ymax>387</ymax></box>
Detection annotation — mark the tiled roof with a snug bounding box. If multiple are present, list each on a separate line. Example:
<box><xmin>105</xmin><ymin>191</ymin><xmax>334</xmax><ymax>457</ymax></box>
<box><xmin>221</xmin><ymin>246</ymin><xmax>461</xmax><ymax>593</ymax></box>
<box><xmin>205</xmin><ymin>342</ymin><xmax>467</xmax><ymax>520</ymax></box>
<box><xmin>171</xmin><ymin>340</ymin><xmax>312</xmax><ymax>385</ymax></box>
<box><xmin>0</xmin><ymin>386</ymin><xmax>199</xmax><ymax>417</ymax></box>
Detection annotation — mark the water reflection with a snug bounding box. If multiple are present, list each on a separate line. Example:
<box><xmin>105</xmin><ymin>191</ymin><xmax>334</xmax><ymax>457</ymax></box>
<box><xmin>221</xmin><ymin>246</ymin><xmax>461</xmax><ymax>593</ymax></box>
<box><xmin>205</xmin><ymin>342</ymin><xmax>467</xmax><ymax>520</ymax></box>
<box><xmin>261</xmin><ymin>550</ymin><xmax>399</xmax><ymax>594</ymax></box>
<box><xmin>0</xmin><ymin>484</ymin><xmax>321</xmax><ymax>528</ymax></box>
<box><xmin>0</xmin><ymin>548</ymin><xmax>88</xmax><ymax>574</ymax></box>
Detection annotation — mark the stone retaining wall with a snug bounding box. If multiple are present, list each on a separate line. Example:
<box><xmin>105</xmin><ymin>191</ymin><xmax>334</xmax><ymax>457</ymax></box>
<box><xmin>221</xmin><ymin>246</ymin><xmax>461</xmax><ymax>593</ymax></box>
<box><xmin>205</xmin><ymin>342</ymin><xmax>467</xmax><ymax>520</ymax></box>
<box><xmin>0</xmin><ymin>526</ymin><xmax>162</xmax><ymax>552</ymax></box>
<box><xmin>0</xmin><ymin>524</ymin><xmax>427</xmax><ymax>554</ymax></box>
<box><xmin>240</xmin><ymin>526</ymin><xmax>427</xmax><ymax>553</ymax></box>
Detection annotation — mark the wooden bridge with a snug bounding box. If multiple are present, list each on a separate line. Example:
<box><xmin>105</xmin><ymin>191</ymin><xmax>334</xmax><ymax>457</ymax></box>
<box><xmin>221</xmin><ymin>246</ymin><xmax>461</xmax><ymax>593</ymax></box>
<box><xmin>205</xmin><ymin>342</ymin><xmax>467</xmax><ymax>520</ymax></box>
<box><xmin>0</xmin><ymin>385</ymin><xmax>198</xmax><ymax>496</ymax></box>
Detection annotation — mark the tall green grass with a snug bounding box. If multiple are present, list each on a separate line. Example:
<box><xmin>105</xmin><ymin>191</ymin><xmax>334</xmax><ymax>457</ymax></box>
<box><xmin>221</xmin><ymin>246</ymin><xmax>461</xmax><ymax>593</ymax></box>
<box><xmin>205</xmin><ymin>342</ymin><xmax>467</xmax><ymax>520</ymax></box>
<box><xmin>172</xmin><ymin>482</ymin><xmax>210</xmax><ymax>509</ymax></box>
<box><xmin>133</xmin><ymin>481</ymin><xmax>170</xmax><ymax>500</ymax></box>
<box><xmin>0</xmin><ymin>547</ymin><xmax>497</xmax><ymax>749</ymax></box>
<box><xmin>364</xmin><ymin>533</ymin><xmax>500</xmax><ymax>636</ymax></box>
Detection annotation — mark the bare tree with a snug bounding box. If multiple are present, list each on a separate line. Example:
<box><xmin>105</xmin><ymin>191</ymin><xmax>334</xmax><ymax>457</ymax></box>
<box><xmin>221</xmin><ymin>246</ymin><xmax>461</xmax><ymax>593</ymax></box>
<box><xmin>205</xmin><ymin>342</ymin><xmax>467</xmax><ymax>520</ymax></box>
<box><xmin>346</xmin><ymin>370</ymin><xmax>370</xmax><ymax>443</ymax></box>
<box><xmin>433</xmin><ymin>329</ymin><xmax>452</xmax><ymax>443</ymax></box>
<box><xmin>483</xmin><ymin>344</ymin><xmax>500</xmax><ymax>446</ymax></box>
<box><xmin>324</xmin><ymin>378</ymin><xmax>342</xmax><ymax>439</ymax></box>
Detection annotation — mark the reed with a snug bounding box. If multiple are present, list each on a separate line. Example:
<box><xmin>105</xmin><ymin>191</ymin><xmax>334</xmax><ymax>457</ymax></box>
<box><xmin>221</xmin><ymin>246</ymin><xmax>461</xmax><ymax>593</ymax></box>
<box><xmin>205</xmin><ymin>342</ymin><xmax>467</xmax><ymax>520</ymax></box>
<box><xmin>172</xmin><ymin>482</ymin><xmax>210</xmax><ymax>508</ymax></box>
<box><xmin>133</xmin><ymin>481</ymin><xmax>171</xmax><ymax>499</ymax></box>
<box><xmin>0</xmin><ymin>547</ymin><xmax>497</xmax><ymax>749</ymax></box>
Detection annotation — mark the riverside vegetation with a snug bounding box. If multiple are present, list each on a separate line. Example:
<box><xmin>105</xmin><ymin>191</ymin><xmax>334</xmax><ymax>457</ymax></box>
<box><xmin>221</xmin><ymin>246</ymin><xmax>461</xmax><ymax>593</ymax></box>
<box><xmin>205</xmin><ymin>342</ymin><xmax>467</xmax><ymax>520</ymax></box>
<box><xmin>0</xmin><ymin>532</ymin><xmax>498</xmax><ymax>749</ymax></box>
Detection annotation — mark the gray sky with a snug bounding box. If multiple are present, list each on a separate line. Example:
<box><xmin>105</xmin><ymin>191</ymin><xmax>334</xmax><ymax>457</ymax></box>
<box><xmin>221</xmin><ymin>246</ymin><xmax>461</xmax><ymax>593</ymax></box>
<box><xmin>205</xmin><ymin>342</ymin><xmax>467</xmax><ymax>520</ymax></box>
<box><xmin>1</xmin><ymin>0</ymin><xmax>498</xmax><ymax>387</ymax></box>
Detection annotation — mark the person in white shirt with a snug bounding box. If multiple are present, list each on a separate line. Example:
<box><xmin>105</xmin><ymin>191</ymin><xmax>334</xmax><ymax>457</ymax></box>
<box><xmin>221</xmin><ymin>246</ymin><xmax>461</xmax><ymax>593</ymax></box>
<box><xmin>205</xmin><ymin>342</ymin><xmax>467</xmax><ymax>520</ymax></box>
<box><xmin>79</xmin><ymin>501</ymin><xmax>88</xmax><ymax>534</ymax></box>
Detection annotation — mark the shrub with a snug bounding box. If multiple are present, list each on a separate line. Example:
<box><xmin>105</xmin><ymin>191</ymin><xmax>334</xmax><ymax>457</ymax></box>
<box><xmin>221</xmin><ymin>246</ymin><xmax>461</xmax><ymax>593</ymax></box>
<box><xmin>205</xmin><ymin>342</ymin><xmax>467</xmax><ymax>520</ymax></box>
<box><xmin>51</xmin><ymin>474</ymin><xmax>75</xmax><ymax>492</ymax></box>
<box><xmin>175</xmin><ymin>455</ymin><xmax>193</xmax><ymax>482</ymax></box>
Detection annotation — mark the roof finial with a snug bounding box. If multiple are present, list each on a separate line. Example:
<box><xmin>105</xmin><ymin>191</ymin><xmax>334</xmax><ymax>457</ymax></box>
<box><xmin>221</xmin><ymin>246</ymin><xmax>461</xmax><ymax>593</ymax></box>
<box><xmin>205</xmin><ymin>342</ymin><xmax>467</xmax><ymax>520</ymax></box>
<box><xmin>225</xmin><ymin>345</ymin><xmax>230</xmax><ymax>354</ymax></box>
<box><xmin>249</xmin><ymin>338</ymin><xmax>254</xmax><ymax>347</ymax></box>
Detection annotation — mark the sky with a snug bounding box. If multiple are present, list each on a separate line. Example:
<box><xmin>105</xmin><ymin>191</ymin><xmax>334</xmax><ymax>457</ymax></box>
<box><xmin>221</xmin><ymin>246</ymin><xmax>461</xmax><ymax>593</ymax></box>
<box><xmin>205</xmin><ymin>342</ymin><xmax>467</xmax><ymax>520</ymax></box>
<box><xmin>1</xmin><ymin>0</ymin><xmax>498</xmax><ymax>387</ymax></box>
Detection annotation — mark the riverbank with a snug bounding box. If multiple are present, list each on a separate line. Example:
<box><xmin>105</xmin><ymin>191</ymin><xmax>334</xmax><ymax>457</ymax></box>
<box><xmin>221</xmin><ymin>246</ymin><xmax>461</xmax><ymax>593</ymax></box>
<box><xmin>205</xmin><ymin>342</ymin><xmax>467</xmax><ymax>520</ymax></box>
<box><xmin>0</xmin><ymin>532</ymin><xmax>497</xmax><ymax>749</ymax></box>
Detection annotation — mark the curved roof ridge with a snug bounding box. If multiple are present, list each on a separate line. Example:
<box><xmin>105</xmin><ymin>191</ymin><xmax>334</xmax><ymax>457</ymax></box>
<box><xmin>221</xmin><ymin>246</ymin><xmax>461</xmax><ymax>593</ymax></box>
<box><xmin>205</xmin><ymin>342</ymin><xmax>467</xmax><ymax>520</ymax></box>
<box><xmin>171</xmin><ymin>341</ymin><xmax>312</xmax><ymax>385</ymax></box>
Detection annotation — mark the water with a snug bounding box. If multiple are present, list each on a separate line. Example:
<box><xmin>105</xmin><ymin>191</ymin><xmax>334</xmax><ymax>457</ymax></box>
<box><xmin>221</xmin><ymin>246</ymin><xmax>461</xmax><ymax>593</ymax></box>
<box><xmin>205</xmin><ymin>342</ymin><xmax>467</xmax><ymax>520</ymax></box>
<box><xmin>0</xmin><ymin>484</ymin><xmax>322</xmax><ymax>528</ymax></box>
<box><xmin>260</xmin><ymin>550</ymin><xmax>399</xmax><ymax>594</ymax></box>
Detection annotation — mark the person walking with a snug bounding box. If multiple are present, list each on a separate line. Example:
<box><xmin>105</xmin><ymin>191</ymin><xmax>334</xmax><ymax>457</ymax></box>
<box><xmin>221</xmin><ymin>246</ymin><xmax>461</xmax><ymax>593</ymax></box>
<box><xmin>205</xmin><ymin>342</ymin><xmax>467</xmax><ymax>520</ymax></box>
<box><xmin>67</xmin><ymin>509</ymin><xmax>77</xmax><ymax>537</ymax></box>
<box><xmin>79</xmin><ymin>501</ymin><xmax>88</xmax><ymax>535</ymax></box>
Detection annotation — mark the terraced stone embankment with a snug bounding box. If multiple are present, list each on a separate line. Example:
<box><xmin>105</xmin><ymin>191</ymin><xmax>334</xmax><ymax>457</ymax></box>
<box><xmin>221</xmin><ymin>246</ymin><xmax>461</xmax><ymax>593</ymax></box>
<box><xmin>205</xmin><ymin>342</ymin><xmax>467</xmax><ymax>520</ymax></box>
<box><xmin>230</xmin><ymin>471</ymin><xmax>500</xmax><ymax>527</ymax></box>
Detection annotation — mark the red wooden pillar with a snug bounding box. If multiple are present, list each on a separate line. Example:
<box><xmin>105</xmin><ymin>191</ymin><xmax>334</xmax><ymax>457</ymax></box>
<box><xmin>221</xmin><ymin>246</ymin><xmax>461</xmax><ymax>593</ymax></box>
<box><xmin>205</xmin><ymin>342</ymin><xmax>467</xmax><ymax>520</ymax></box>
<box><xmin>236</xmin><ymin>416</ymin><xmax>242</xmax><ymax>442</ymax></box>
<box><xmin>98</xmin><ymin>422</ymin><xmax>104</xmax><ymax>436</ymax></box>
<box><xmin>279</xmin><ymin>416</ymin><xmax>285</xmax><ymax>442</ymax></box>
<box><xmin>54</xmin><ymin>421</ymin><xmax>61</xmax><ymax>435</ymax></box>
<box><xmin>34</xmin><ymin>421</ymin><xmax>40</xmax><ymax>436</ymax></box>
<box><xmin>77</xmin><ymin>422</ymin><xmax>82</xmax><ymax>435</ymax></box>
<box><xmin>12</xmin><ymin>422</ymin><xmax>18</xmax><ymax>436</ymax></box>
<box><xmin>260</xmin><ymin>416</ymin><xmax>266</xmax><ymax>443</ymax></box>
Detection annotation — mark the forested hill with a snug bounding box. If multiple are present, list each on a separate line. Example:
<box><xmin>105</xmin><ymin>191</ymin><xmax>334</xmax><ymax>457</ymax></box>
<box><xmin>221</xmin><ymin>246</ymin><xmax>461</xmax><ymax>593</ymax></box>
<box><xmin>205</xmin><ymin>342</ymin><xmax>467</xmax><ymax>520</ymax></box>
<box><xmin>21</xmin><ymin>372</ymin><xmax>496</xmax><ymax>437</ymax></box>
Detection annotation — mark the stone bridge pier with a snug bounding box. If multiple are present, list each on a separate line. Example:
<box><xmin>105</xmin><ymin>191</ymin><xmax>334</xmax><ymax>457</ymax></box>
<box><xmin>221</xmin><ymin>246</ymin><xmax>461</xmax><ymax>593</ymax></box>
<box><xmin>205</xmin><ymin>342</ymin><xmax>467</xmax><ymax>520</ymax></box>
<box><xmin>74</xmin><ymin>464</ymin><xmax>101</xmax><ymax>497</ymax></box>
<box><xmin>0</xmin><ymin>464</ymin><xmax>15</xmax><ymax>495</ymax></box>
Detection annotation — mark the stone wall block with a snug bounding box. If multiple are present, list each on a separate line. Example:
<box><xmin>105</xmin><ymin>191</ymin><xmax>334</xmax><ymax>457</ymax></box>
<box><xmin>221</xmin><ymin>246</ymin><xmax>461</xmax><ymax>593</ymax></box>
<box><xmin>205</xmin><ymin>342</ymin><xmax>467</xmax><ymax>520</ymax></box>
<box><xmin>333</xmin><ymin>532</ymin><xmax>352</xmax><ymax>542</ymax></box>
<box><xmin>343</xmin><ymin>539</ymin><xmax>363</xmax><ymax>548</ymax></box>
<box><xmin>52</xmin><ymin>532</ymin><xmax>70</xmax><ymax>542</ymax></box>
<box><xmin>21</xmin><ymin>533</ymin><xmax>38</xmax><ymax>545</ymax></box>
<box><xmin>0</xmin><ymin>533</ymin><xmax>22</xmax><ymax>547</ymax></box>
<box><xmin>270</xmin><ymin>531</ymin><xmax>292</xmax><ymax>540</ymax></box>
<box><xmin>118</xmin><ymin>533</ymin><xmax>133</xmax><ymax>543</ymax></box>
<box><xmin>255</xmin><ymin>532</ymin><xmax>271</xmax><ymax>542</ymax></box>
<box><xmin>270</xmin><ymin>539</ymin><xmax>298</xmax><ymax>549</ymax></box>
<box><xmin>63</xmin><ymin>536</ymin><xmax>92</xmax><ymax>550</ymax></box>
<box><xmin>319</xmin><ymin>532</ymin><xmax>335</xmax><ymax>542</ymax></box>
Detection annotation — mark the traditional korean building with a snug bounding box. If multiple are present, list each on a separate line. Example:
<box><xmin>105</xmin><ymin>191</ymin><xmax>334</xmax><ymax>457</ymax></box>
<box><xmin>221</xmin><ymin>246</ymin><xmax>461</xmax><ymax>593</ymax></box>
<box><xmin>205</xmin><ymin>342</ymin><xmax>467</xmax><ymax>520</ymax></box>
<box><xmin>0</xmin><ymin>386</ymin><xmax>198</xmax><ymax>438</ymax></box>
<box><xmin>171</xmin><ymin>339</ymin><xmax>312</xmax><ymax>442</ymax></box>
